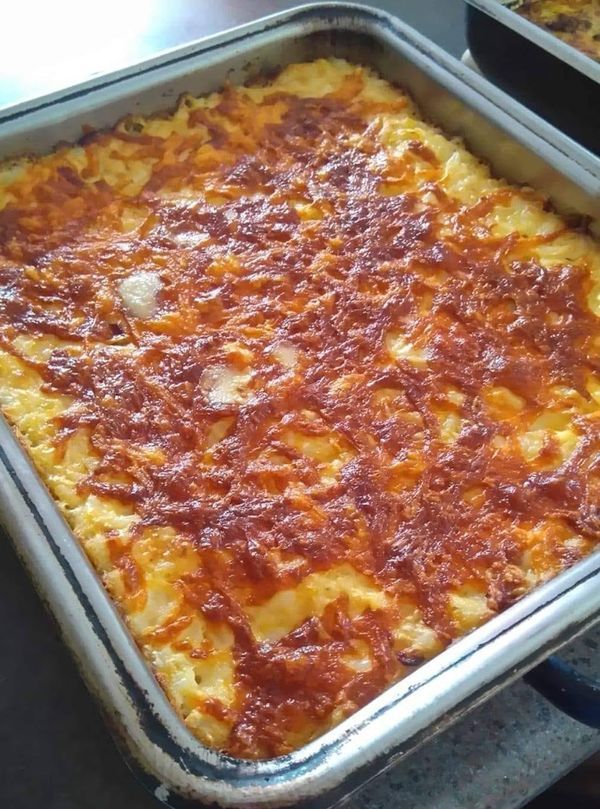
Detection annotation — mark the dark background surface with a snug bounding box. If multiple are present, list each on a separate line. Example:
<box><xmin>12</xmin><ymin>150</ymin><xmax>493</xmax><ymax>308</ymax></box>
<box><xmin>0</xmin><ymin>2</ymin><xmax>597</xmax><ymax>808</ymax></box>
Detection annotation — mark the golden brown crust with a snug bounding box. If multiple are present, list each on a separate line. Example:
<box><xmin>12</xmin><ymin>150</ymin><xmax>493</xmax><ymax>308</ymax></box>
<box><xmin>517</xmin><ymin>0</ymin><xmax>600</xmax><ymax>61</ymax></box>
<box><xmin>1</xmin><ymin>59</ymin><xmax>600</xmax><ymax>758</ymax></box>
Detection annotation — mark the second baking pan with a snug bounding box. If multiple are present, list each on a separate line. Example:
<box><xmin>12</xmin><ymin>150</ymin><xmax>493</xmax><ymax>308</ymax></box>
<box><xmin>466</xmin><ymin>0</ymin><xmax>600</xmax><ymax>154</ymax></box>
<box><xmin>467</xmin><ymin>0</ymin><xmax>600</xmax><ymax>83</ymax></box>
<box><xmin>2</xmin><ymin>3</ymin><xmax>600</xmax><ymax>808</ymax></box>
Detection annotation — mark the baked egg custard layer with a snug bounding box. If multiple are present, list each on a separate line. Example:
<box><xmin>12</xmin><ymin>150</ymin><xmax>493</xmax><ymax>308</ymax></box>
<box><xmin>2</xmin><ymin>58</ymin><xmax>600</xmax><ymax>759</ymax></box>
<box><xmin>516</xmin><ymin>0</ymin><xmax>600</xmax><ymax>61</ymax></box>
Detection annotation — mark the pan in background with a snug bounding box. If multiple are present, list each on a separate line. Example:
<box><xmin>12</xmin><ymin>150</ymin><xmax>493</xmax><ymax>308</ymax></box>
<box><xmin>466</xmin><ymin>1</ymin><xmax>600</xmax><ymax>155</ymax></box>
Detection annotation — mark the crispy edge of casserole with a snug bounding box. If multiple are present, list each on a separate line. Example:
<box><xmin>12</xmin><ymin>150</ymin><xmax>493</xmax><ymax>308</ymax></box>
<box><xmin>517</xmin><ymin>0</ymin><xmax>600</xmax><ymax>61</ymax></box>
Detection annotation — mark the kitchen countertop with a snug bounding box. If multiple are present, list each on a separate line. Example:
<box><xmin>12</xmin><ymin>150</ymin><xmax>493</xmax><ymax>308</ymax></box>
<box><xmin>1</xmin><ymin>2</ymin><xmax>599</xmax><ymax>808</ymax></box>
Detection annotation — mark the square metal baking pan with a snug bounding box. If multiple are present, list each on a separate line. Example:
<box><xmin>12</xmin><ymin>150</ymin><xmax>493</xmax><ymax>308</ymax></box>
<box><xmin>2</xmin><ymin>4</ymin><xmax>600</xmax><ymax>808</ymax></box>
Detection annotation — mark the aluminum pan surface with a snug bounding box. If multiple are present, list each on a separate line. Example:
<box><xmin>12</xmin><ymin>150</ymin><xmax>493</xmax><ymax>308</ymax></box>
<box><xmin>466</xmin><ymin>0</ymin><xmax>600</xmax><ymax>85</ymax></box>
<box><xmin>1</xmin><ymin>4</ymin><xmax>600</xmax><ymax>807</ymax></box>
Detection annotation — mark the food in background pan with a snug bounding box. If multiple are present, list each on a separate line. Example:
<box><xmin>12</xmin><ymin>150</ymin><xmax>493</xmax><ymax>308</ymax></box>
<box><xmin>2</xmin><ymin>57</ymin><xmax>600</xmax><ymax>759</ymax></box>
<box><xmin>514</xmin><ymin>0</ymin><xmax>600</xmax><ymax>61</ymax></box>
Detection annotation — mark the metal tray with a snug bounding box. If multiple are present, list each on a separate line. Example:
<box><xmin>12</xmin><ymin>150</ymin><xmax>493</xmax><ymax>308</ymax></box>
<box><xmin>2</xmin><ymin>4</ymin><xmax>600</xmax><ymax>807</ymax></box>
<box><xmin>466</xmin><ymin>0</ymin><xmax>600</xmax><ymax>84</ymax></box>
<box><xmin>464</xmin><ymin>1</ymin><xmax>600</xmax><ymax>155</ymax></box>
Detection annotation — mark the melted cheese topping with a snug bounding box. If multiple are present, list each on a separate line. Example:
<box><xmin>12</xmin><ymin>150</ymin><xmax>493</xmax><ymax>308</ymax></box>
<box><xmin>1</xmin><ymin>58</ymin><xmax>600</xmax><ymax>759</ymax></box>
<box><xmin>516</xmin><ymin>0</ymin><xmax>600</xmax><ymax>60</ymax></box>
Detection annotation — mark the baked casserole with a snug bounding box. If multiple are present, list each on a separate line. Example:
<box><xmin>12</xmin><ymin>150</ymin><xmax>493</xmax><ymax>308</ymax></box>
<box><xmin>2</xmin><ymin>58</ymin><xmax>600</xmax><ymax>759</ymax></box>
<box><xmin>515</xmin><ymin>0</ymin><xmax>600</xmax><ymax>61</ymax></box>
